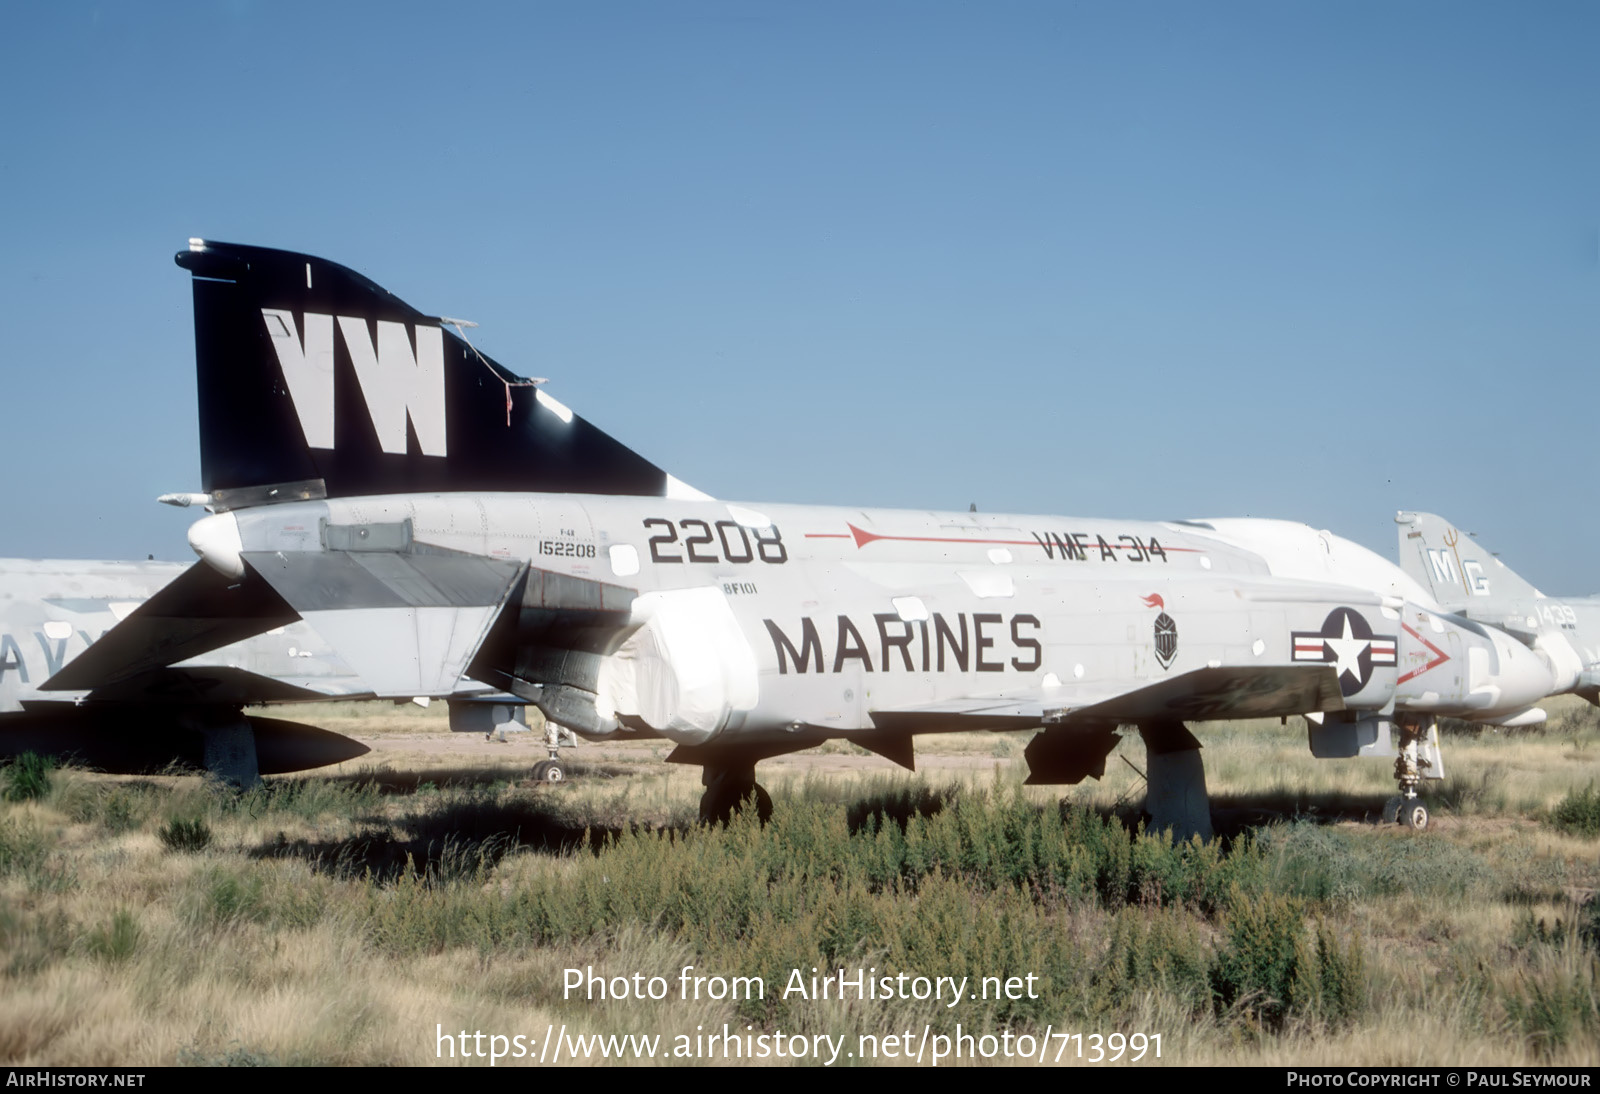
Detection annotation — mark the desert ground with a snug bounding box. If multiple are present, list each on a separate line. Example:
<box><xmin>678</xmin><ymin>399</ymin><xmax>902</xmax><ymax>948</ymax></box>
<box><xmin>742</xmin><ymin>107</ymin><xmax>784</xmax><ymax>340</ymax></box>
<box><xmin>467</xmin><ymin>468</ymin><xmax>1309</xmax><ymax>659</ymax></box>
<box><xmin>1</xmin><ymin>698</ymin><xmax>1596</xmax><ymax>1067</ymax></box>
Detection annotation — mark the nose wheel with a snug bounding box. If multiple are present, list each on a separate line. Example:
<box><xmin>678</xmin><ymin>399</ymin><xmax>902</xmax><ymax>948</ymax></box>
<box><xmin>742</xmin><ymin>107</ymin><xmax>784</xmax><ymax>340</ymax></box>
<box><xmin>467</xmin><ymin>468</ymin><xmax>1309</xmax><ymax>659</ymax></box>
<box><xmin>1385</xmin><ymin>718</ymin><xmax>1437</xmax><ymax>831</ymax></box>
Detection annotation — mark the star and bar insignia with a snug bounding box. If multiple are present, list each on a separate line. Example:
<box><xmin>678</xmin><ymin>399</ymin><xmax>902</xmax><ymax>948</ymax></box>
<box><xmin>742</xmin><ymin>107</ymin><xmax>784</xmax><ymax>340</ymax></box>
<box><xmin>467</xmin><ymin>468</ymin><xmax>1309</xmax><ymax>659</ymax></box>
<box><xmin>1291</xmin><ymin>607</ymin><xmax>1397</xmax><ymax>696</ymax></box>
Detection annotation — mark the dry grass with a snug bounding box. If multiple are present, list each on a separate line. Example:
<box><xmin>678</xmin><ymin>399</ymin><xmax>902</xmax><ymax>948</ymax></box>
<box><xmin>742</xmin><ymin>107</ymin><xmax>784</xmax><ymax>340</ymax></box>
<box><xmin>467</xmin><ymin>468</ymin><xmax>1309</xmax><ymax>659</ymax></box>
<box><xmin>1</xmin><ymin>698</ymin><xmax>1597</xmax><ymax>1067</ymax></box>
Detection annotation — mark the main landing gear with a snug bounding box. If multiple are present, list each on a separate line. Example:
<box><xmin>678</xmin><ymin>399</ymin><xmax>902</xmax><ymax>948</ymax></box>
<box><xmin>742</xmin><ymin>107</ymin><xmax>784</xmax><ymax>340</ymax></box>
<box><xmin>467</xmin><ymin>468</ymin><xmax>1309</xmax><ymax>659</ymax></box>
<box><xmin>698</xmin><ymin>764</ymin><xmax>772</xmax><ymax>825</ymax></box>
<box><xmin>1382</xmin><ymin>718</ymin><xmax>1439</xmax><ymax>831</ymax></box>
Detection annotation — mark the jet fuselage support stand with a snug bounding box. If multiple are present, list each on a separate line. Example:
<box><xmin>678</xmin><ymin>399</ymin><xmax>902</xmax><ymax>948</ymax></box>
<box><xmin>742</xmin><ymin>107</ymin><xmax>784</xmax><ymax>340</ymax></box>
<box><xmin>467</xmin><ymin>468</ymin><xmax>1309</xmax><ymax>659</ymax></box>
<box><xmin>1138</xmin><ymin>720</ymin><xmax>1214</xmax><ymax>843</ymax></box>
<box><xmin>196</xmin><ymin>707</ymin><xmax>261</xmax><ymax>790</ymax></box>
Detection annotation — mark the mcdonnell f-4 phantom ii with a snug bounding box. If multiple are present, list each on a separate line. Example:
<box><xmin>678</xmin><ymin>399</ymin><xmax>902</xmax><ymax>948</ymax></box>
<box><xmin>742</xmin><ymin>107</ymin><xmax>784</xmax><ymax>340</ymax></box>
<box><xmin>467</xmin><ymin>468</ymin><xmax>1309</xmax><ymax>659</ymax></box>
<box><xmin>0</xmin><ymin>557</ymin><xmax>553</xmax><ymax>784</ymax></box>
<box><xmin>1397</xmin><ymin>511</ymin><xmax>1600</xmax><ymax>718</ymax></box>
<box><xmin>0</xmin><ymin>557</ymin><xmax>371</xmax><ymax>781</ymax></box>
<box><xmin>43</xmin><ymin>240</ymin><xmax>1561</xmax><ymax>835</ymax></box>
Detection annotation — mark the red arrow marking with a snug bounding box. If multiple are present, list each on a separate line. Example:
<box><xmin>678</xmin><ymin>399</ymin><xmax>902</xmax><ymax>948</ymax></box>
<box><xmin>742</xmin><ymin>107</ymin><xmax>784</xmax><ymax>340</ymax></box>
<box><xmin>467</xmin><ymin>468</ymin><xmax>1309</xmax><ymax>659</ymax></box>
<box><xmin>1396</xmin><ymin>622</ymin><xmax>1450</xmax><ymax>684</ymax></box>
<box><xmin>846</xmin><ymin>523</ymin><xmax>1040</xmax><ymax>549</ymax></box>
<box><xmin>817</xmin><ymin>523</ymin><xmax>1201</xmax><ymax>553</ymax></box>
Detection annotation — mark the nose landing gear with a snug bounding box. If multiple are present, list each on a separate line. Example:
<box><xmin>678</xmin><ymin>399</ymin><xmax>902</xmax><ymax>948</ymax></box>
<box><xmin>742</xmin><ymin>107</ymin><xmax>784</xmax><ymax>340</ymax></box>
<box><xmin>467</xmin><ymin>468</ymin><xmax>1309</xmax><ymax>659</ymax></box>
<box><xmin>1383</xmin><ymin>718</ymin><xmax>1441</xmax><ymax>831</ymax></box>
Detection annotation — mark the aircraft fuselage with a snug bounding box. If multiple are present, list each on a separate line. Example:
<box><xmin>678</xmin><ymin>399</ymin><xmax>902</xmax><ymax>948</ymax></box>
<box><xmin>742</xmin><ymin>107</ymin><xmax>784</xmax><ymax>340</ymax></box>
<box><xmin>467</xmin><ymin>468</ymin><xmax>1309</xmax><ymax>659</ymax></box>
<box><xmin>189</xmin><ymin>494</ymin><xmax>1555</xmax><ymax>754</ymax></box>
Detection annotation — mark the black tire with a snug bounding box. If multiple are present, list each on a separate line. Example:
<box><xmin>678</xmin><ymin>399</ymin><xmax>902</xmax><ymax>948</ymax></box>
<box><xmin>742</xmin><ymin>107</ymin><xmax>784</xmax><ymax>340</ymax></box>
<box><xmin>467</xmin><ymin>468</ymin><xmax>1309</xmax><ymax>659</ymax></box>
<box><xmin>541</xmin><ymin>760</ymin><xmax>566</xmax><ymax>784</ymax></box>
<box><xmin>1404</xmin><ymin>802</ymin><xmax>1428</xmax><ymax>831</ymax></box>
<box><xmin>531</xmin><ymin>760</ymin><xmax>551</xmax><ymax>782</ymax></box>
<box><xmin>1382</xmin><ymin>796</ymin><xmax>1403</xmax><ymax>824</ymax></box>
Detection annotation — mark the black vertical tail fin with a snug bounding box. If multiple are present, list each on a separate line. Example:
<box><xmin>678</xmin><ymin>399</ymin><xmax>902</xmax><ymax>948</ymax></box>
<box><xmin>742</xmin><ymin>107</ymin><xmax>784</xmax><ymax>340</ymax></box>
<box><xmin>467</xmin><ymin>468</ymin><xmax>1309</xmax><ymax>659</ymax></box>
<box><xmin>175</xmin><ymin>239</ymin><xmax>677</xmax><ymax>505</ymax></box>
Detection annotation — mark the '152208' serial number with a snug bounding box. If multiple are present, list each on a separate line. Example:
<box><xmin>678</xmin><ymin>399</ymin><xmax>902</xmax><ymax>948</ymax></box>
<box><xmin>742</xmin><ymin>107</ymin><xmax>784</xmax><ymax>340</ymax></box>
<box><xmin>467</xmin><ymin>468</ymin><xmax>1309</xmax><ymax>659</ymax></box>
<box><xmin>539</xmin><ymin>540</ymin><xmax>596</xmax><ymax>558</ymax></box>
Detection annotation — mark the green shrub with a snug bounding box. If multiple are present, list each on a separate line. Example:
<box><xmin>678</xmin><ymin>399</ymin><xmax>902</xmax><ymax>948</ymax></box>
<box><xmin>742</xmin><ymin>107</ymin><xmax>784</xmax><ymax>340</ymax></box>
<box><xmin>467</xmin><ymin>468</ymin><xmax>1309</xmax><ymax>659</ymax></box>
<box><xmin>0</xmin><ymin>819</ymin><xmax>47</xmax><ymax>878</ymax></box>
<box><xmin>0</xmin><ymin>819</ymin><xmax>74</xmax><ymax>892</ymax></box>
<box><xmin>1093</xmin><ymin>906</ymin><xmax>1212</xmax><ymax>1015</ymax></box>
<box><xmin>83</xmin><ymin>909</ymin><xmax>141</xmax><ymax>963</ymax></box>
<box><xmin>102</xmin><ymin>787</ymin><xmax>149</xmax><ymax>833</ymax></box>
<box><xmin>1550</xmin><ymin>783</ymin><xmax>1600</xmax><ymax>837</ymax></box>
<box><xmin>1584</xmin><ymin>896</ymin><xmax>1600</xmax><ymax>955</ymax></box>
<box><xmin>1212</xmin><ymin>887</ymin><xmax>1306</xmax><ymax>1028</ymax></box>
<box><xmin>1310</xmin><ymin>921</ymin><xmax>1367</xmax><ymax>1025</ymax></box>
<box><xmin>2</xmin><ymin>752</ymin><xmax>54</xmax><ymax>802</ymax></box>
<box><xmin>1259</xmin><ymin>821</ymin><xmax>1490</xmax><ymax>903</ymax></box>
<box><xmin>1210</xmin><ymin>888</ymin><xmax>1366</xmax><ymax>1029</ymax></box>
<box><xmin>160</xmin><ymin>817</ymin><xmax>213</xmax><ymax>853</ymax></box>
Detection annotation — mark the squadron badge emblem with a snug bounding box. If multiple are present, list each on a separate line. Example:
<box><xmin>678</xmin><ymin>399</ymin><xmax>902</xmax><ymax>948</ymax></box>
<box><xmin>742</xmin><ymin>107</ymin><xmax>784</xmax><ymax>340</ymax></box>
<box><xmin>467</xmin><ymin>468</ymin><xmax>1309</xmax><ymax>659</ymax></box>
<box><xmin>1143</xmin><ymin>593</ymin><xmax>1178</xmax><ymax>670</ymax></box>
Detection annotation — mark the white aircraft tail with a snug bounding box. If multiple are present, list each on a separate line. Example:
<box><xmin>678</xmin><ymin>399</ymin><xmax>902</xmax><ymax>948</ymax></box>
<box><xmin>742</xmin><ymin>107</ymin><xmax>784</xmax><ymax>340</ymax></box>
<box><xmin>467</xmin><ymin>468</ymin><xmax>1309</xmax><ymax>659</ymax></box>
<box><xmin>1395</xmin><ymin>511</ymin><xmax>1542</xmax><ymax>612</ymax></box>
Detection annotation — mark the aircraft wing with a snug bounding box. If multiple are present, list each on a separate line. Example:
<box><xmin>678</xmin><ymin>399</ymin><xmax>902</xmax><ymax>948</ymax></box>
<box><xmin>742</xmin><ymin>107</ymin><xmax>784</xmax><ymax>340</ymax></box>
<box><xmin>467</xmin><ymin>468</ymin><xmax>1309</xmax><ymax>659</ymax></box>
<box><xmin>869</xmin><ymin>663</ymin><xmax>1345</xmax><ymax>733</ymax></box>
<box><xmin>865</xmin><ymin>664</ymin><xmax>1344</xmax><ymax>782</ymax></box>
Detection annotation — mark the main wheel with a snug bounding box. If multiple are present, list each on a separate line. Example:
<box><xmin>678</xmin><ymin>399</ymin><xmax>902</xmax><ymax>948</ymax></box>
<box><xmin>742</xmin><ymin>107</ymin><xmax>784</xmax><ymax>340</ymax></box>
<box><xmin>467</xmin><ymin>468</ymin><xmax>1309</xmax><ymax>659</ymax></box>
<box><xmin>540</xmin><ymin>760</ymin><xmax>567</xmax><ymax>784</ymax></box>
<box><xmin>1404</xmin><ymin>801</ymin><xmax>1429</xmax><ymax>831</ymax></box>
<box><xmin>1382</xmin><ymin>796</ymin><xmax>1403</xmax><ymax>824</ymax></box>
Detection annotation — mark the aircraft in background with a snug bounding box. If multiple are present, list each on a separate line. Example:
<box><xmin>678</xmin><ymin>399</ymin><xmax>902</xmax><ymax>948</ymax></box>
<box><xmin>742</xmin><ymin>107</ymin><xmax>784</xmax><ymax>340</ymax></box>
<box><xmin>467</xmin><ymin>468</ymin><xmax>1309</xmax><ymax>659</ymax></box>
<box><xmin>43</xmin><ymin>241</ymin><xmax>1558</xmax><ymax>834</ymax></box>
<box><xmin>1</xmin><ymin>558</ymin><xmax>551</xmax><ymax>784</ymax></box>
<box><xmin>0</xmin><ymin>557</ymin><xmax>369</xmax><ymax>781</ymax></box>
<box><xmin>1396</xmin><ymin>511</ymin><xmax>1600</xmax><ymax>717</ymax></box>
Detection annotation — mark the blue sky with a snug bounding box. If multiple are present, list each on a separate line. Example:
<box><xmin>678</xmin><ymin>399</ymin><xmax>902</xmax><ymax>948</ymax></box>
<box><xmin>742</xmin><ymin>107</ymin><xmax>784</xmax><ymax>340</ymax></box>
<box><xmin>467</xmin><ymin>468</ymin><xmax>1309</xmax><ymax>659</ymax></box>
<box><xmin>3</xmin><ymin>3</ymin><xmax>1595</xmax><ymax>590</ymax></box>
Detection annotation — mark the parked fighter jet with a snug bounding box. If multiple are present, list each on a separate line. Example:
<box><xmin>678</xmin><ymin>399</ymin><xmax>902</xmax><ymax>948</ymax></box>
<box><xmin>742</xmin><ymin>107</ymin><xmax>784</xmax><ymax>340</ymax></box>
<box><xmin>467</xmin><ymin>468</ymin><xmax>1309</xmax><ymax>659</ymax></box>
<box><xmin>0</xmin><ymin>557</ymin><xmax>370</xmax><ymax>782</ymax></box>
<box><xmin>1</xmin><ymin>558</ymin><xmax>543</xmax><ymax>783</ymax></box>
<box><xmin>43</xmin><ymin>241</ymin><xmax>1558</xmax><ymax>834</ymax></box>
<box><xmin>1397</xmin><ymin>511</ymin><xmax>1600</xmax><ymax>716</ymax></box>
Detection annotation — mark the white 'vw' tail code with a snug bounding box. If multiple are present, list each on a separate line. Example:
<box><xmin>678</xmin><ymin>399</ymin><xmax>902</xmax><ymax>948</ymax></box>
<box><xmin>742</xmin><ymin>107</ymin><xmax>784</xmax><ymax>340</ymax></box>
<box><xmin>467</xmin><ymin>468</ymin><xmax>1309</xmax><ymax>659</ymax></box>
<box><xmin>261</xmin><ymin>309</ymin><xmax>448</xmax><ymax>457</ymax></box>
